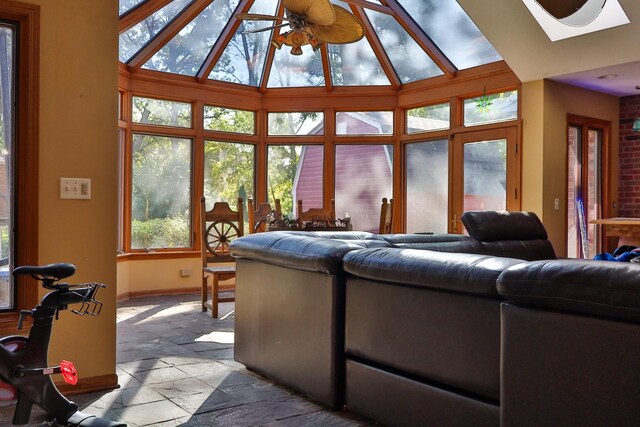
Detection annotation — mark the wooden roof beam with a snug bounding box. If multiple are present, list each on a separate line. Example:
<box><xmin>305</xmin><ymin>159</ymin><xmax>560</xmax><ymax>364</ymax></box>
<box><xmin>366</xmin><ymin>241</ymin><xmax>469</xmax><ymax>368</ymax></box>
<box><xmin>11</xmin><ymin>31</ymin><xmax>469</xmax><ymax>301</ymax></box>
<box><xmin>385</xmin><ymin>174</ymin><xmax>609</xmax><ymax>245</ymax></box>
<box><xmin>383</xmin><ymin>0</ymin><xmax>457</xmax><ymax>79</ymax></box>
<box><xmin>352</xmin><ymin>6</ymin><xmax>402</xmax><ymax>91</ymax></box>
<box><xmin>196</xmin><ymin>0</ymin><xmax>254</xmax><ymax>83</ymax></box>
<box><xmin>119</xmin><ymin>0</ymin><xmax>173</xmax><ymax>33</ymax></box>
<box><xmin>127</xmin><ymin>0</ymin><xmax>213</xmax><ymax>73</ymax></box>
<box><xmin>259</xmin><ymin>2</ymin><xmax>285</xmax><ymax>93</ymax></box>
<box><xmin>320</xmin><ymin>44</ymin><xmax>333</xmax><ymax>92</ymax></box>
<box><xmin>340</xmin><ymin>0</ymin><xmax>393</xmax><ymax>15</ymax></box>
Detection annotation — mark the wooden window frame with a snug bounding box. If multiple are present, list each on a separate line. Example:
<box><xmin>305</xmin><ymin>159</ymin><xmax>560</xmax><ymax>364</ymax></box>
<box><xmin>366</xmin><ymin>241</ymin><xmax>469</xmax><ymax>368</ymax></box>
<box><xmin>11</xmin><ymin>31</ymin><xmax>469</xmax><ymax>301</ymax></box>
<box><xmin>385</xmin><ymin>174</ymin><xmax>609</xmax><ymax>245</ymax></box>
<box><xmin>0</xmin><ymin>1</ymin><xmax>39</xmax><ymax>333</ymax></box>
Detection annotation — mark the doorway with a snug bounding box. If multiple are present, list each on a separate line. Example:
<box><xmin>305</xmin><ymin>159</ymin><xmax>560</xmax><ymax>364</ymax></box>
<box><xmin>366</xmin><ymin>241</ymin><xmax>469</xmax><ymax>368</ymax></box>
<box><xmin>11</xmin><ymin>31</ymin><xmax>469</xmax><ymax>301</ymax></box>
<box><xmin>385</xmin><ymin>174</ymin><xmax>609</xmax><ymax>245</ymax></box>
<box><xmin>404</xmin><ymin>126</ymin><xmax>519</xmax><ymax>234</ymax></box>
<box><xmin>566</xmin><ymin>115</ymin><xmax>611</xmax><ymax>258</ymax></box>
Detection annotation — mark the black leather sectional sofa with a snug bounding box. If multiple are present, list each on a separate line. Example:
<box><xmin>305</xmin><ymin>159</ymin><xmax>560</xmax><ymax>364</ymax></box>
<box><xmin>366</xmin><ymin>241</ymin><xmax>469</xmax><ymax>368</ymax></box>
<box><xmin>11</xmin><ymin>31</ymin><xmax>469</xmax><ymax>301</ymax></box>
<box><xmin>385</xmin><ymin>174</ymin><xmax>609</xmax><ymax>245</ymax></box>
<box><xmin>230</xmin><ymin>211</ymin><xmax>640</xmax><ymax>426</ymax></box>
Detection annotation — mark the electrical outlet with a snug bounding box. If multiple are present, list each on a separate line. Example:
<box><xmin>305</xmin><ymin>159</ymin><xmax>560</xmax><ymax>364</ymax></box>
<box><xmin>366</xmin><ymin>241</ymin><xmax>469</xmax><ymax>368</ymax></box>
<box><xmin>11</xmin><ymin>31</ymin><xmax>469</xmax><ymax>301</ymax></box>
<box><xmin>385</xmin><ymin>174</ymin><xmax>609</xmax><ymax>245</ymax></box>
<box><xmin>180</xmin><ymin>268</ymin><xmax>191</xmax><ymax>277</ymax></box>
<box><xmin>60</xmin><ymin>178</ymin><xmax>91</xmax><ymax>200</ymax></box>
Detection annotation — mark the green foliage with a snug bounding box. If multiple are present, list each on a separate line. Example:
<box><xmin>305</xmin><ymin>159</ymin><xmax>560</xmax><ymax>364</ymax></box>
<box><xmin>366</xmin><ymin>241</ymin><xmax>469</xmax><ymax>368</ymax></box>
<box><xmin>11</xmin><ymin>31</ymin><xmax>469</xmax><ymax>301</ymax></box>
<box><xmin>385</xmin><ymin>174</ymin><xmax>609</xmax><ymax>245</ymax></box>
<box><xmin>131</xmin><ymin>217</ymin><xmax>189</xmax><ymax>249</ymax></box>
<box><xmin>203</xmin><ymin>107</ymin><xmax>254</xmax><ymax>134</ymax></box>
<box><xmin>132</xmin><ymin>96</ymin><xmax>191</xmax><ymax>127</ymax></box>
<box><xmin>131</xmin><ymin>134</ymin><xmax>191</xmax><ymax>249</ymax></box>
<box><xmin>204</xmin><ymin>141</ymin><xmax>255</xmax><ymax>213</ymax></box>
<box><xmin>267</xmin><ymin>145</ymin><xmax>301</xmax><ymax>217</ymax></box>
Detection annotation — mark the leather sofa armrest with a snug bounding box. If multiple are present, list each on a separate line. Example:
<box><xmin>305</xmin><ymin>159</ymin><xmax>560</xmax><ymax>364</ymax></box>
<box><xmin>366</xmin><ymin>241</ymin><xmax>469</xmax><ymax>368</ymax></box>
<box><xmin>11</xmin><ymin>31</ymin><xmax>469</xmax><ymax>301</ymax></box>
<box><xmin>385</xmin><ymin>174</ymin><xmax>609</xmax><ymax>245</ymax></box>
<box><xmin>344</xmin><ymin>247</ymin><xmax>524</xmax><ymax>296</ymax></box>
<box><xmin>497</xmin><ymin>260</ymin><xmax>640</xmax><ymax>323</ymax></box>
<box><xmin>230</xmin><ymin>231</ymin><xmax>390</xmax><ymax>274</ymax></box>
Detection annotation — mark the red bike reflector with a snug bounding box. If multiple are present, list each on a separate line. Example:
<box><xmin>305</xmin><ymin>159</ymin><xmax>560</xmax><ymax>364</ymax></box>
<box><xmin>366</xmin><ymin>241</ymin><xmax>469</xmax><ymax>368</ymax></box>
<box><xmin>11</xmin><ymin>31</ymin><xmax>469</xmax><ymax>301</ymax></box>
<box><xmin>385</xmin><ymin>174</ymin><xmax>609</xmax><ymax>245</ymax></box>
<box><xmin>60</xmin><ymin>360</ymin><xmax>78</xmax><ymax>385</ymax></box>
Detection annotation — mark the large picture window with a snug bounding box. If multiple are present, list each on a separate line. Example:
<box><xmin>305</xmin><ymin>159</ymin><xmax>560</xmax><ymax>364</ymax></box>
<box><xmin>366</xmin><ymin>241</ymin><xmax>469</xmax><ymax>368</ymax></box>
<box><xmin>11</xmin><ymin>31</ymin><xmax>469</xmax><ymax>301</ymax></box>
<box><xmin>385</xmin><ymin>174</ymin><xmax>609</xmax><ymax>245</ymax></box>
<box><xmin>203</xmin><ymin>141</ymin><xmax>255</xmax><ymax>212</ymax></box>
<box><xmin>0</xmin><ymin>2</ymin><xmax>39</xmax><ymax>328</ymax></box>
<box><xmin>267</xmin><ymin>145</ymin><xmax>324</xmax><ymax>218</ymax></box>
<box><xmin>131</xmin><ymin>134</ymin><xmax>192</xmax><ymax>250</ymax></box>
<box><xmin>0</xmin><ymin>23</ymin><xmax>14</xmax><ymax>308</ymax></box>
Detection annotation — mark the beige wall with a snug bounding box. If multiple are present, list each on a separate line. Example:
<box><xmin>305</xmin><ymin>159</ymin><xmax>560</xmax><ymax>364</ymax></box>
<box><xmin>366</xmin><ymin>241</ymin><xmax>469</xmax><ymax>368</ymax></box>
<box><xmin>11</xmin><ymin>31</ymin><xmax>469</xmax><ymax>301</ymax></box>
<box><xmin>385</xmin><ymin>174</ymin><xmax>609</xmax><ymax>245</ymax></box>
<box><xmin>521</xmin><ymin>80</ymin><xmax>619</xmax><ymax>257</ymax></box>
<box><xmin>21</xmin><ymin>0</ymin><xmax>119</xmax><ymax>383</ymax></box>
<box><xmin>117</xmin><ymin>257</ymin><xmax>204</xmax><ymax>298</ymax></box>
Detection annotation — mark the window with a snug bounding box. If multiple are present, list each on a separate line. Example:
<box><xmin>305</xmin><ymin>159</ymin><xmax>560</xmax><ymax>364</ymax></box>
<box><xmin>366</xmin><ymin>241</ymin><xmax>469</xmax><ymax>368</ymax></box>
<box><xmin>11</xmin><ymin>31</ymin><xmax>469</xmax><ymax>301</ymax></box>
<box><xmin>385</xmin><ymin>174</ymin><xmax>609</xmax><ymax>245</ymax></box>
<box><xmin>203</xmin><ymin>141</ymin><xmax>255</xmax><ymax>212</ymax></box>
<box><xmin>0</xmin><ymin>22</ymin><xmax>14</xmax><ymax>308</ymax></box>
<box><xmin>204</xmin><ymin>106</ymin><xmax>255</xmax><ymax>134</ymax></box>
<box><xmin>0</xmin><ymin>2</ymin><xmax>39</xmax><ymax>326</ymax></box>
<box><xmin>464</xmin><ymin>90</ymin><xmax>518</xmax><ymax>126</ymax></box>
<box><xmin>405</xmin><ymin>140</ymin><xmax>449</xmax><ymax>233</ymax></box>
<box><xmin>132</xmin><ymin>96</ymin><xmax>192</xmax><ymax>128</ymax></box>
<box><xmin>336</xmin><ymin>111</ymin><xmax>393</xmax><ymax>135</ymax></box>
<box><xmin>267</xmin><ymin>112</ymin><xmax>324</xmax><ymax>136</ymax></box>
<box><xmin>267</xmin><ymin>145</ymin><xmax>323</xmax><ymax>218</ymax></box>
<box><xmin>335</xmin><ymin>145</ymin><xmax>393</xmax><ymax>232</ymax></box>
<box><xmin>406</xmin><ymin>103</ymin><xmax>450</xmax><ymax>133</ymax></box>
<box><xmin>131</xmin><ymin>134</ymin><xmax>192</xmax><ymax>250</ymax></box>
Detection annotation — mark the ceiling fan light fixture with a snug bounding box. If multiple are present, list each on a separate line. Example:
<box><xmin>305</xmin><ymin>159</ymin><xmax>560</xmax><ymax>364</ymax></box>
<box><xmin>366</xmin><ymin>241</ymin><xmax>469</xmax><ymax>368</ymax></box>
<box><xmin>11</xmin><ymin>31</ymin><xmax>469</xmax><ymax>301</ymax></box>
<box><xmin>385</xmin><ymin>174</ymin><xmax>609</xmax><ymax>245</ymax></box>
<box><xmin>237</xmin><ymin>0</ymin><xmax>364</xmax><ymax>55</ymax></box>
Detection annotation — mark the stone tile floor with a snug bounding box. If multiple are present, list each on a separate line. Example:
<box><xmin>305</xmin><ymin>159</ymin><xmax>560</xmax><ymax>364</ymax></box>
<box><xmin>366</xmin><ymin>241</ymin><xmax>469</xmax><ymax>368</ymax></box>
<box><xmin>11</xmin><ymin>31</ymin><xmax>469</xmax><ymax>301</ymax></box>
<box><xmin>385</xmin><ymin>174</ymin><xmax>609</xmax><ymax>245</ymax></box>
<box><xmin>0</xmin><ymin>293</ymin><xmax>373</xmax><ymax>426</ymax></box>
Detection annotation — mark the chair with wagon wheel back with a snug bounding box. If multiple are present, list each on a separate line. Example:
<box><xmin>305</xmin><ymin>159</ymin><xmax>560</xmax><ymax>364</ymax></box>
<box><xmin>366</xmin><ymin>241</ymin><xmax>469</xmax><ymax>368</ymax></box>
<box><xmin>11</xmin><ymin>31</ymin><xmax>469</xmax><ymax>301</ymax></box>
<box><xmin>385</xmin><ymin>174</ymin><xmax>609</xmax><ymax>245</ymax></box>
<box><xmin>201</xmin><ymin>196</ymin><xmax>244</xmax><ymax>318</ymax></box>
<box><xmin>248</xmin><ymin>198</ymin><xmax>282</xmax><ymax>233</ymax></box>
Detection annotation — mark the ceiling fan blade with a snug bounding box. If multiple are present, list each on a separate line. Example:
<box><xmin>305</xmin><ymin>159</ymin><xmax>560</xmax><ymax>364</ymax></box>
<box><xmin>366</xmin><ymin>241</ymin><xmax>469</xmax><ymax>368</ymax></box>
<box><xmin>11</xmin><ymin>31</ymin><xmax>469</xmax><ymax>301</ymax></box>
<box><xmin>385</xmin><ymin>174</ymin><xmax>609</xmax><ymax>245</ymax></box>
<box><xmin>308</xmin><ymin>5</ymin><xmax>364</xmax><ymax>44</ymax></box>
<box><xmin>283</xmin><ymin>0</ymin><xmax>336</xmax><ymax>26</ymax></box>
<box><xmin>236</xmin><ymin>13</ymin><xmax>289</xmax><ymax>22</ymax></box>
<box><xmin>242</xmin><ymin>23</ymin><xmax>289</xmax><ymax>34</ymax></box>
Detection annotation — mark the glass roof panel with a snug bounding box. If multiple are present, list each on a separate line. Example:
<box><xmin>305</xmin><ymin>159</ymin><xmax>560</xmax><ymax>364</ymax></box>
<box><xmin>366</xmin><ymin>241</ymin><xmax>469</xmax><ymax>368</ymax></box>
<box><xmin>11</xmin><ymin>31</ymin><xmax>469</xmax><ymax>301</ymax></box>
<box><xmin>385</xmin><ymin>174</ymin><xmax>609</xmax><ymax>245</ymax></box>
<box><xmin>119</xmin><ymin>0</ymin><xmax>192</xmax><ymax>63</ymax></box>
<box><xmin>267</xmin><ymin>47</ymin><xmax>325</xmax><ymax>88</ymax></box>
<box><xmin>142</xmin><ymin>0</ymin><xmax>240</xmax><ymax>76</ymax></box>
<box><xmin>208</xmin><ymin>0</ymin><xmax>277</xmax><ymax>86</ymax></box>
<box><xmin>364</xmin><ymin>8</ymin><xmax>443</xmax><ymax>83</ymax></box>
<box><xmin>119</xmin><ymin>0</ymin><xmax>147</xmax><ymax>16</ymax></box>
<box><xmin>396</xmin><ymin>0</ymin><xmax>502</xmax><ymax>70</ymax></box>
<box><xmin>328</xmin><ymin>40</ymin><xmax>391</xmax><ymax>86</ymax></box>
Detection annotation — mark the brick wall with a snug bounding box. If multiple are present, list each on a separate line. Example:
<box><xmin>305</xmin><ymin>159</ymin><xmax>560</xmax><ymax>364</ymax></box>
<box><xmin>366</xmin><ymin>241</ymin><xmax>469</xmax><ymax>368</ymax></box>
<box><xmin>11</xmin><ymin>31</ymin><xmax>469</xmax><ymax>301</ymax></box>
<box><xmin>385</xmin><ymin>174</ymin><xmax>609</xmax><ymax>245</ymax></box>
<box><xmin>619</xmin><ymin>95</ymin><xmax>640</xmax><ymax>217</ymax></box>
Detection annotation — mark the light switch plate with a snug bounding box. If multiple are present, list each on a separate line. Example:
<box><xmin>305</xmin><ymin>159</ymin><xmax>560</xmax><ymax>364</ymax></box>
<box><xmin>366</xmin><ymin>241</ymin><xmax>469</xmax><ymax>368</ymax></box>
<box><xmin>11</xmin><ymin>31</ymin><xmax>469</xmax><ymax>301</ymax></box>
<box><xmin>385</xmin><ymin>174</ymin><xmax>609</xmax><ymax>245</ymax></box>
<box><xmin>60</xmin><ymin>178</ymin><xmax>91</xmax><ymax>200</ymax></box>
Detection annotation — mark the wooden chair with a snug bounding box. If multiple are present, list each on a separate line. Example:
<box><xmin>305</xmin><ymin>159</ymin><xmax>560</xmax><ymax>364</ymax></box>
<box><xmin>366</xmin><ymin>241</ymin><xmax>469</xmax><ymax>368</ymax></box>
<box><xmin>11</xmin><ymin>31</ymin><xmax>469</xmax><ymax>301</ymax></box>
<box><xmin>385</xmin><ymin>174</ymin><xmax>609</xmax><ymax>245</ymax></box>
<box><xmin>379</xmin><ymin>197</ymin><xmax>394</xmax><ymax>234</ymax></box>
<box><xmin>297</xmin><ymin>199</ymin><xmax>335</xmax><ymax>222</ymax></box>
<box><xmin>201</xmin><ymin>196</ymin><xmax>244</xmax><ymax>318</ymax></box>
<box><xmin>247</xmin><ymin>198</ymin><xmax>281</xmax><ymax>233</ymax></box>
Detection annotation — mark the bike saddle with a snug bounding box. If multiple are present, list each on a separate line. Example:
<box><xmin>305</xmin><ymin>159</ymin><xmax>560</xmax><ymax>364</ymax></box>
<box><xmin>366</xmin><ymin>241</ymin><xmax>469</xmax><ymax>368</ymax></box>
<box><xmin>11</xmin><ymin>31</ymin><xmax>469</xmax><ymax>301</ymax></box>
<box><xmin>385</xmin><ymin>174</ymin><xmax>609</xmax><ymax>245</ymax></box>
<box><xmin>13</xmin><ymin>263</ymin><xmax>76</xmax><ymax>281</ymax></box>
<box><xmin>66</xmin><ymin>411</ymin><xmax>127</xmax><ymax>427</ymax></box>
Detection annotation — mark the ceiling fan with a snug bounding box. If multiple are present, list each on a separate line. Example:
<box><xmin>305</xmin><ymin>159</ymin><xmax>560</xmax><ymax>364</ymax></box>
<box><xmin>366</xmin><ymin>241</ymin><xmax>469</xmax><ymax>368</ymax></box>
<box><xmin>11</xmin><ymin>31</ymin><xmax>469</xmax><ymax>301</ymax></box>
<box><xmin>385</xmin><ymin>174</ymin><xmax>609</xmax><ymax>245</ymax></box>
<box><xmin>236</xmin><ymin>0</ymin><xmax>365</xmax><ymax>56</ymax></box>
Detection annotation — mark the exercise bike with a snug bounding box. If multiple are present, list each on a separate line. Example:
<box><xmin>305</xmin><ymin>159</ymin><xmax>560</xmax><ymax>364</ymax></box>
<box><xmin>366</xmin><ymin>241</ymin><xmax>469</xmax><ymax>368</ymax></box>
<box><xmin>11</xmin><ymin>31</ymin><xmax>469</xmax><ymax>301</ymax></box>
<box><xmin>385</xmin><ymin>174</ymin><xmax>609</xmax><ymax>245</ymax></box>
<box><xmin>0</xmin><ymin>263</ymin><xmax>126</xmax><ymax>426</ymax></box>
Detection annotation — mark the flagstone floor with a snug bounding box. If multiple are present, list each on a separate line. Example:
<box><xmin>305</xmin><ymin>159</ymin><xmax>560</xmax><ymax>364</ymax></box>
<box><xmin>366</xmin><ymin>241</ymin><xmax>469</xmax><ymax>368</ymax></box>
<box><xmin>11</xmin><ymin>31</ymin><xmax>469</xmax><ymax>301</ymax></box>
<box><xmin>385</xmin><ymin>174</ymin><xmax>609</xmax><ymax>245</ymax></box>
<box><xmin>0</xmin><ymin>293</ymin><xmax>374</xmax><ymax>426</ymax></box>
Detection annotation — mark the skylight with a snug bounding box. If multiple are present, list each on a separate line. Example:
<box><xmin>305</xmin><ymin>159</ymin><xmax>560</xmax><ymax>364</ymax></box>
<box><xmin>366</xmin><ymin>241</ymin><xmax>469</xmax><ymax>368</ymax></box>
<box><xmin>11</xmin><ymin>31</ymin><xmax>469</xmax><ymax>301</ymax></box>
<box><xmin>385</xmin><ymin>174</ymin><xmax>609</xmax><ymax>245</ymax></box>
<box><xmin>118</xmin><ymin>0</ymin><xmax>503</xmax><ymax>90</ymax></box>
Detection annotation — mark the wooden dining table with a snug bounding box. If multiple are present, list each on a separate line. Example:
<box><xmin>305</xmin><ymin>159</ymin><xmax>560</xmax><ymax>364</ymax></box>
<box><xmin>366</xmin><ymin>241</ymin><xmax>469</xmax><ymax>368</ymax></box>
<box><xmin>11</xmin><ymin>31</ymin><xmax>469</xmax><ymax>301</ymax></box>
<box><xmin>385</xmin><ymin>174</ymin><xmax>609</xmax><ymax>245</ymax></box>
<box><xmin>590</xmin><ymin>217</ymin><xmax>640</xmax><ymax>246</ymax></box>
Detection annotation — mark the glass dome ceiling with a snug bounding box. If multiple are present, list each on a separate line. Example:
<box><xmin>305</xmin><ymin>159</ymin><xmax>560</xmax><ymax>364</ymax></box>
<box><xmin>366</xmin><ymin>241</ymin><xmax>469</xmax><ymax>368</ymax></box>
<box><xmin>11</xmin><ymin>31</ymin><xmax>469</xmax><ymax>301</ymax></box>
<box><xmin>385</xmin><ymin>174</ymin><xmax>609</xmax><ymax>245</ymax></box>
<box><xmin>119</xmin><ymin>0</ymin><xmax>502</xmax><ymax>90</ymax></box>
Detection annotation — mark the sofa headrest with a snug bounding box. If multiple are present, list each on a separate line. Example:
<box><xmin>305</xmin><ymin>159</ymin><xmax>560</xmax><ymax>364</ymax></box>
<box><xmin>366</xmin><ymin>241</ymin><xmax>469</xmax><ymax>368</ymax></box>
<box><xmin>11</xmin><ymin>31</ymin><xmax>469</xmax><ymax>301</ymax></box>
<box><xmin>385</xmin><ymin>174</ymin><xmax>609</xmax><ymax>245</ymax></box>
<box><xmin>461</xmin><ymin>211</ymin><xmax>548</xmax><ymax>242</ymax></box>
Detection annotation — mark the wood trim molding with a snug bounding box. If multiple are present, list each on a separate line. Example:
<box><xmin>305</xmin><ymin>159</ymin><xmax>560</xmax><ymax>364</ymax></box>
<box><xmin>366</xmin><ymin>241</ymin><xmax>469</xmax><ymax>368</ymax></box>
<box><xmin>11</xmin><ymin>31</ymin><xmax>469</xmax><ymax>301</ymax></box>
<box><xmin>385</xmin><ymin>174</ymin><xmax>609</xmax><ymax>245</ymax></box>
<box><xmin>56</xmin><ymin>373</ymin><xmax>120</xmax><ymax>396</ymax></box>
<box><xmin>119</xmin><ymin>0</ymin><xmax>173</xmax><ymax>33</ymax></box>
<box><xmin>117</xmin><ymin>287</ymin><xmax>200</xmax><ymax>302</ymax></box>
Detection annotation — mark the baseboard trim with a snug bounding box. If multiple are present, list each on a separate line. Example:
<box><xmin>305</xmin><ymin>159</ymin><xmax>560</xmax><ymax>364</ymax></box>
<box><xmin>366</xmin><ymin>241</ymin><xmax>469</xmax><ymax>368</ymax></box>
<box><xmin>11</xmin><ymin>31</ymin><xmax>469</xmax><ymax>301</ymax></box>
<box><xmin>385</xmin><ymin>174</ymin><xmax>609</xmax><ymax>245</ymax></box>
<box><xmin>56</xmin><ymin>373</ymin><xmax>120</xmax><ymax>396</ymax></box>
<box><xmin>117</xmin><ymin>287</ymin><xmax>200</xmax><ymax>301</ymax></box>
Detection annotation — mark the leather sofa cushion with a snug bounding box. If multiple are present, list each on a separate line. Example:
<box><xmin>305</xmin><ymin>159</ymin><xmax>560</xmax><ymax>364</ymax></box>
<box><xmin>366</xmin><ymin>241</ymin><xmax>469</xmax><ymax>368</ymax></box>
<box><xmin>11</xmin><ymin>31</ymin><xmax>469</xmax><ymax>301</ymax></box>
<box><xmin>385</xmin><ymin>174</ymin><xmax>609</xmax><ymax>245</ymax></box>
<box><xmin>378</xmin><ymin>233</ymin><xmax>469</xmax><ymax>244</ymax></box>
<box><xmin>462</xmin><ymin>210</ymin><xmax>549</xmax><ymax>242</ymax></box>
<box><xmin>497</xmin><ymin>260</ymin><xmax>640</xmax><ymax>323</ymax></box>
<box><xmin>344</xmin><ymin>248</ymin><xmax>524</xmax><ymax>296</ymax></box>
<box><xmin>230</xmin><ymin>231</ymin><xmax>390</xmax><ymax>275</ymax></box>
<box><xmin>391</xmin><ymin>239</ymin><xmax>556</xmax><ymax>261</ymax></box>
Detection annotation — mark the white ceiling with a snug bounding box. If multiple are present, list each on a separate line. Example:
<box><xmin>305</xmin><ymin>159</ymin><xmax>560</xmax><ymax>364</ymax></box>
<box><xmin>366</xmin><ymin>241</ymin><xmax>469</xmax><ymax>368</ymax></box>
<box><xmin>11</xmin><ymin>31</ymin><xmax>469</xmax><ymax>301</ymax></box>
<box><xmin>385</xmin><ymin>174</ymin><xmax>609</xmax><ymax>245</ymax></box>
<box><xmin>457</xmin><ymin>0</ymin><xmax>640</xmax><ymax>96</ymax></box>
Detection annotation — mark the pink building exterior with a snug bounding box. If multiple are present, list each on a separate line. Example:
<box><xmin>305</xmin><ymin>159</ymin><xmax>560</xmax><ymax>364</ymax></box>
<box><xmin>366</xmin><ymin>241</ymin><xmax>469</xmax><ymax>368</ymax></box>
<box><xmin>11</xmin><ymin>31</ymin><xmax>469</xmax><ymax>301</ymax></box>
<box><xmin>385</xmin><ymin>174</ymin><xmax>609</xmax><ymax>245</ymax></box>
<box><xmin>293</xmin><ymin>113</ymin><xmax>393</xmax><ymax>232</ymax></box>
